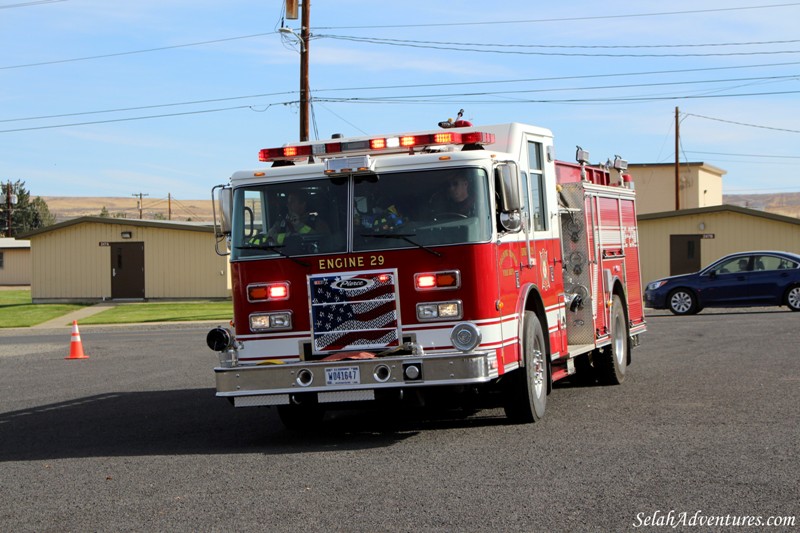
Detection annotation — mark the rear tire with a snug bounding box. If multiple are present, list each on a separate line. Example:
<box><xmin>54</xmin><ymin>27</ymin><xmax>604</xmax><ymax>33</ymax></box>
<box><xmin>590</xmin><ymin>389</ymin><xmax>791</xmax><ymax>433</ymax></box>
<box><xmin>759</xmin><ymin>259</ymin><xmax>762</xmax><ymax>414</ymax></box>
<box><xmin>595</xmin><ymin>295</ymin><xmax>628</xmax><ymax>385</ymax></box>
<box><xmin>786</xmin><ymin>285</ymin><xmax>800</xmax><ymax>312</ymax></box>
<box><xmin>503</xmin><ymin>311</ymin><xmax>548</xmax><ymax>424</ymax></box>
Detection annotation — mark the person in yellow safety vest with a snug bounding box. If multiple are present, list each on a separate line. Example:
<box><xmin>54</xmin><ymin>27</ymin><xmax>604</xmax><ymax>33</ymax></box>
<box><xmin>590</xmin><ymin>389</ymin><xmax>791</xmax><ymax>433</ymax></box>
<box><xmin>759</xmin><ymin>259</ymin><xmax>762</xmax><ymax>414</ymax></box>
<box><xmin>265</xmin><ymin>190</ymin><xmax>329</xmax><ymax>245</ymax></box>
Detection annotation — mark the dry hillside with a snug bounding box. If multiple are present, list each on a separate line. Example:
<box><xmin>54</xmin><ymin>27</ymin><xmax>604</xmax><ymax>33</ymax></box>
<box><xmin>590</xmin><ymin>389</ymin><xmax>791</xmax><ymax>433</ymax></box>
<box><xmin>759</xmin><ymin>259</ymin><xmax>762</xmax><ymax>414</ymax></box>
<box><xmin>723</xmin><ymin>193</ymin><xmax>800</xmax><ymax>219</ymax></box>
<box><xmin>40</xmin><ymin>193</ymin><xmax>800</xmax><ymax>224</ymax></box>
<box><xmin>43</xmin><ymin>196</ymin><xmax>214</xmax><ymax>223</ymax></box>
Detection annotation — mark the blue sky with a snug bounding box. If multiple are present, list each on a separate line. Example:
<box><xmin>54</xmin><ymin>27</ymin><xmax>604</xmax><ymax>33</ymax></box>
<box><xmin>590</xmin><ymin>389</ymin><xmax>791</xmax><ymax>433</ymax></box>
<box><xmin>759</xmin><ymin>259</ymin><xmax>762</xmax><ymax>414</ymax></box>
<box><xmin>2</xmin><ymin>0</ymin><xmax>799</xmax><ymax>202</ymax></box>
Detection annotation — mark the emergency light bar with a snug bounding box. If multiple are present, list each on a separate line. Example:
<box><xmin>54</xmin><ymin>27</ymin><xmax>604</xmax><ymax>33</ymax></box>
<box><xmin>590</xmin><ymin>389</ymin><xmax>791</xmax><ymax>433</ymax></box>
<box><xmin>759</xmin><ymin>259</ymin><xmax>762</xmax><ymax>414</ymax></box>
<box><xmin>324</xmin><ymin>155</ymin><xmax>374</xmax><ymax>176</ymax></box>
<box><xmin>258</xmin><ymin>131</ymin><xmax>495</xmax><ymax>163</ymax></box>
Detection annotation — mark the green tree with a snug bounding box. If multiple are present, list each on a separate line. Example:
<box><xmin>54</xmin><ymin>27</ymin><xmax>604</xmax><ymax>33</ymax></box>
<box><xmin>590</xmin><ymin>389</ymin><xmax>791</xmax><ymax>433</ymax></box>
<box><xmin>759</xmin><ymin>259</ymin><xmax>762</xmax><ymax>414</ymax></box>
<box><xmin>99</xmin><ymin>206</ymin><xmax>110</xmax><ymax>217</ymax></box>
<box><xmin>1</xmin><ymin>180</ymin><xmax>55</xmax><ymax>237</ymax></box>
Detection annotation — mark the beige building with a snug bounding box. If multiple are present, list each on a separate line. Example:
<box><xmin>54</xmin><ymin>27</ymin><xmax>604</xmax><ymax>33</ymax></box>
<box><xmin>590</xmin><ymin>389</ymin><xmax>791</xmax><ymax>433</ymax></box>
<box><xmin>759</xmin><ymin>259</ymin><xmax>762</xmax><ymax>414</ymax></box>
<box><xmin>629</xmin><ymin>162</ymin><xmax>725</xmax><ymax>215</ymax></box>
<box><xmin>21</xmin><ymin>217</ymin><xmax>229</xmax><ymax>303</ymax></box>
<box><xmin>638</xmin><ymin>205</ymin><xmax>800</xmax><ymax>283</ymax></box>
<box><xmin>0</xmin><ymin>238</ymin><xmax>31</xmax><ymax>286</ymax></box>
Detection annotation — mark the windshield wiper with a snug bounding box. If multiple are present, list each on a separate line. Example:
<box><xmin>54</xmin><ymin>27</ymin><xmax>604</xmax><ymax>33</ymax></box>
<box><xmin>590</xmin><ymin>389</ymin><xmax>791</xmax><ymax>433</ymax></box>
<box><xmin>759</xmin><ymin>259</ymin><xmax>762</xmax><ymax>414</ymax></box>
<box><xmin>363</xmin><ymin>233</ymin><xmax>442</xmax><ymax>257</ymax></box>
<box><xmin>236</xmin><ymin>243</ymin><xmax>309</xmax><ymax>267</ymax></box>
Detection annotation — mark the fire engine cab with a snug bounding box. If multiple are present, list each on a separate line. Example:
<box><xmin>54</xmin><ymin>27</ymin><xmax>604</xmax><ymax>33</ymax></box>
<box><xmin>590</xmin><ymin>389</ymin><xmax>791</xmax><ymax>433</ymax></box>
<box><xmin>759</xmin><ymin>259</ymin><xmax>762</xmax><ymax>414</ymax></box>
<box><xmin>208</xmin><ymin>121</ymin><xmax>646</xmax><ymax>428</ymax></box>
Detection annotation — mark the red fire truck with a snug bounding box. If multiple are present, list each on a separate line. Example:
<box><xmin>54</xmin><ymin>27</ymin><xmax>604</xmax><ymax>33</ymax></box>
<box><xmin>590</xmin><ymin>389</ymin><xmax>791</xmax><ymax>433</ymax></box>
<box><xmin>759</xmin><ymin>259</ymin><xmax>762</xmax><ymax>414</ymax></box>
<box><xmin>207</xmin><ymin>120</ymin><xmax>646</xmax><ymax>428</ymax></box>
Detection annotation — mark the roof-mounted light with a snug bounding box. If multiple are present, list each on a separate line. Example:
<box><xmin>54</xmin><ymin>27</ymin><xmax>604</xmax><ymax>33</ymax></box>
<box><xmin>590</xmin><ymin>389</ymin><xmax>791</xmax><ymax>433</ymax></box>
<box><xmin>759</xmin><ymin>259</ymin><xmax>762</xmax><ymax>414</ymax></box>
<box><xmin>324</xmin><ymin>155</ymin><xmax>375</xmax><ymax>176</ymax></box>
<box><xmin>258</xmin><ymin>131</ymin><xmax>495</xmax><ymax>162</ymax></box>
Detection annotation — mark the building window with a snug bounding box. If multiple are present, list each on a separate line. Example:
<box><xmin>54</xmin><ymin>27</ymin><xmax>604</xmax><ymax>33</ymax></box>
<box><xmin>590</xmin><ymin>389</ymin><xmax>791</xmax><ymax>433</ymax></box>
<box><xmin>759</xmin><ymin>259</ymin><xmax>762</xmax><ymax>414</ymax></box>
<box><xmin>0</xmin><ymin>251</ymin><xmax>4</xmax><ymax>269</ymax></box>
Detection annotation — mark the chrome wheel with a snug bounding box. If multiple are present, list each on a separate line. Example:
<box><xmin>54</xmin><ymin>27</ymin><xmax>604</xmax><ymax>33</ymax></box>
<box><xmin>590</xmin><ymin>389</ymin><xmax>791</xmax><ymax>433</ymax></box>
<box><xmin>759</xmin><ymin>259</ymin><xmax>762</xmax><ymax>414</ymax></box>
<box><xmin>787</xmin><ymin>286</ymin><xmax>800</xmax><ymax>312</ymax></box>
<box><xmin>669</xmin><ymin>290</ymin><xmax>696</xmax><ymax>315</ymax></box>
<box><xmin>531</xmin><ymin>347</ymin><xmax>545</xmax><ymax>399</ymax></box>
<box><xmin>613</xmin><ymin>307</ymin><xmax>626</xmax><ymax>367</ymax></box>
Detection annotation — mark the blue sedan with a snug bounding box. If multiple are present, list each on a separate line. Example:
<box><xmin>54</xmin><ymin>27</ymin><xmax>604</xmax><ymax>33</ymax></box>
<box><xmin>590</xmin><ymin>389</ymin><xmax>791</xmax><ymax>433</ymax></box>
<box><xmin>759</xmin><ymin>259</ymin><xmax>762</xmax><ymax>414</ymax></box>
<box><xmin>645</xmin><ymin>251</ymin><xmax>800</xmax><ymax>315</ymax></box>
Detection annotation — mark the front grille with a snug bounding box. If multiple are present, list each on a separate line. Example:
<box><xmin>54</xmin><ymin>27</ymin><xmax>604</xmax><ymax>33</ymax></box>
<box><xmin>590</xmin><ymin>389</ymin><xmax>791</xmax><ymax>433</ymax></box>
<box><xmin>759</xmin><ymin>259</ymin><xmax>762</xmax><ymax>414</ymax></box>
<box><xmin>309</xmin><ymin>269</ymin><xmax>401</xmax><ymax>354</ymax></box>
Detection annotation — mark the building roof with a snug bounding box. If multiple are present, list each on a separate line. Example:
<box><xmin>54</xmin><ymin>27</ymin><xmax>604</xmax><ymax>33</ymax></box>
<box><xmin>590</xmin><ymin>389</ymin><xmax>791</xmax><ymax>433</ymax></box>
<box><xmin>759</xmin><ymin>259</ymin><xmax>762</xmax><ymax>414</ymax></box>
<box><xmin>629</xmin><ymin>162</ymin><xmax>727</xmax><ymax>177</ymax></box>
<box><xmin>638</xmin><ymin>204</ymin><xmax>800</xmax><ymax>226</ymax></box>
<box><xmin>18</xmin><ymin>216</ymin><xmax>216</xmax><ymax>238</ymax></box>
<box><xmin>0</xmin><ymin>237</ymin><xmax>31</xmax><ymax>249</ymax></box>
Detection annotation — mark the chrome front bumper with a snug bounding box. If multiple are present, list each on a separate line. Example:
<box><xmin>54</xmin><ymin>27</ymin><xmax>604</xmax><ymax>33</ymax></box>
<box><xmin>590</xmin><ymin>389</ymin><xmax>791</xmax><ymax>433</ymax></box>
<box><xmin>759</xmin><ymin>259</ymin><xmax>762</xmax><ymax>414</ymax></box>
<box><xmin>215</xmin><ymin>351</ymin><xmax>498</xmax><ymax>407</ymax></box>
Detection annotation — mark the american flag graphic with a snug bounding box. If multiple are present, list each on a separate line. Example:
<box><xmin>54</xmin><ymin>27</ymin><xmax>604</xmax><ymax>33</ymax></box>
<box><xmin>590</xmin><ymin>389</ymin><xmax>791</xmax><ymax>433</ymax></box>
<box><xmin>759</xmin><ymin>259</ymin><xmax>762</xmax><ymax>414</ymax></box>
<box><xmin>310</xmin><ymin>270</ymin><xmax>400</xmax><ymax>352</ymax></box>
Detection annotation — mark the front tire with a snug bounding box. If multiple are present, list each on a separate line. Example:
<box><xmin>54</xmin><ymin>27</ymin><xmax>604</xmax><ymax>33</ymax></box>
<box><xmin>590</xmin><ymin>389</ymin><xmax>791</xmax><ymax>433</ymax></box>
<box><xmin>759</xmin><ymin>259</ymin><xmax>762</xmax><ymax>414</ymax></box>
<box><xmin>668</xmin><ymin>289</ymin><xmax>698</xmax><ymax>315</ymax></box>
<box><xmin>786</xmin><ymin>285</ymin><xmax>800</xmax><ymax>312</ymax></box>
<box><xmin>503</xmin><ymin>311</ymin><xmax>548</xmax><ymax>424</ymax></box>
<box><xmin>595</xmin><ymin>294</ymin><xmax>629</xmax><ymax>385</ymax></box>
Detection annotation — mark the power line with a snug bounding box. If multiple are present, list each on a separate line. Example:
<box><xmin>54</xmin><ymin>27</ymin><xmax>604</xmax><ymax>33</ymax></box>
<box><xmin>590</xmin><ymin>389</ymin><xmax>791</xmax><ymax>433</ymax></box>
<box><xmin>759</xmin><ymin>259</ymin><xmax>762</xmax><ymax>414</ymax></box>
<box><xmin>5</xmin><ymin>88</ymin><xmax>800</xmax><ymax>134</ymax></box>
<box><xmin>0</xmin><ymin>31</ymin><xmax>277</xmax><ymax>70</ymax></box>
<box><xmin>683</xmin><ymin>112</ymin><xmax>800</xmax><ymax>133</ymax></box>
<box><xmin>315</xmin><ymin>89</ymin><xmax>800</xmax><ymax>105</ymax></box>
<box><xmin>319</xmin><ymin>34</ymin><xmax>800</xmax><ymax>58</ymax></box>
<box><xmin>376</xmin><ymin>38</ymin><xmax>800</xmax><ymax>49</ymax></box>
<box><xmin>0</xmin><ymin>0</ymin><xmax>66</xmax><ymax>9</ymax></box>
<box><xmin>0</xmin><ymin>93</ymin><xmax>293</xmax><ymax>123</ymax></box>
<box><xmin>0</xmin><ymin>104</ymin><xmax>280</xmax><ymax>133</ymax></box>
<box><xmin>686</xmin><ymin>150</ymin><xmax>800</xmax><ymax>159</ymax></box>
<box><xmin>4</xmin><ymin>6</ymin><xmax>799</xmax><ymax>70</ymax></box>
<box><xmin>3</xmin><ymin>70</ymin><xmax>799</xmax><ymax>126</ymax></box>
<box><xmin>314</xmin><ymin>3</ymin><xmax>800</xmax><ymax>29</ymax></box>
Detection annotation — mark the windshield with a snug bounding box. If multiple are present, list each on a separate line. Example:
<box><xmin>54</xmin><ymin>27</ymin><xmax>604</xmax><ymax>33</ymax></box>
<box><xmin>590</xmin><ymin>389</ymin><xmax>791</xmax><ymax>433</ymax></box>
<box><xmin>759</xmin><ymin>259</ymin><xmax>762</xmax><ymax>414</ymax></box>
<box><xmin>354</xmin><ymin>167</ymin><xmax>491</xmax><ymax>252</ymax></box>
<box><xmin>231</xmin><ymin>178</ymin><xmax>349</xmax><ymax>260</ymax></box>
<box><xmin>230</xmin><ymin>167</ymin><xmax>492</xmax><ymax>260</ymax></box>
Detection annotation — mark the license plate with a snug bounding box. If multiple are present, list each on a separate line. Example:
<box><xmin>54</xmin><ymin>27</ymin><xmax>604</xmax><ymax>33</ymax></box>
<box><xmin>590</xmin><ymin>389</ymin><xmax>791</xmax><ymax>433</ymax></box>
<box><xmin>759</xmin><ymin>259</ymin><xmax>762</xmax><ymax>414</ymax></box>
<box><xmin>325</xmin><ymin>366</ymin><xmax>360</xmax><ymax>386</ymax></box>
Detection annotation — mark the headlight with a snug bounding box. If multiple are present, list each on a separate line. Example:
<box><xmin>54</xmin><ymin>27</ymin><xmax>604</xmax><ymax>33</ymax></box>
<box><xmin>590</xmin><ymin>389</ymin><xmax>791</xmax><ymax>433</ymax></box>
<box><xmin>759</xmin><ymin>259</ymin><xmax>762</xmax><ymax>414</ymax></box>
<box><xmin>647</xmin><ymin>280</ymin><xmax>668</xmax><ymax>291</ymax></box>
<box><xmin>249</xmin><ymin>311</ymin><xmax>292</xmax><ymax>332</ymax></box>
<box><xmin>416</xmin><ymin>301</ymin><xmax>462</xmax><ymax>321</ymax></box>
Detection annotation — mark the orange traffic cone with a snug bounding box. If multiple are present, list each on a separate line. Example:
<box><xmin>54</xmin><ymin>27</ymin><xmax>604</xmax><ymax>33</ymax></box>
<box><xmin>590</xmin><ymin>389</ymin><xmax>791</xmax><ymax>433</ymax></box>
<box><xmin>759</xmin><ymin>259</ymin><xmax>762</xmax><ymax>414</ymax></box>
<box><xmin>66</xmin><ymin>320</ymin><xmax>89</xmax><ymax>360</ymax></box>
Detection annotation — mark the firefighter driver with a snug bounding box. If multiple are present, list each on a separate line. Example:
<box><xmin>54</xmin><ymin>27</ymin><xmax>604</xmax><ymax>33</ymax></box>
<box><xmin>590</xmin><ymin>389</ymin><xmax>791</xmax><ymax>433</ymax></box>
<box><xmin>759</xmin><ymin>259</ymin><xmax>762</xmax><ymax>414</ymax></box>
<box><xmin>247</xmin><ymin>190</ymin><xmax>329</xmax><ymax>247</ymax></box>
<box><xmin>265</xmin><ymin>190</ymin><xmax>329</xmax><ymax>245</ymax></box>
<box><xmin>431</xmin><ymin>175</ymin><xmax>476</xmax><ymax>217</ymax></box>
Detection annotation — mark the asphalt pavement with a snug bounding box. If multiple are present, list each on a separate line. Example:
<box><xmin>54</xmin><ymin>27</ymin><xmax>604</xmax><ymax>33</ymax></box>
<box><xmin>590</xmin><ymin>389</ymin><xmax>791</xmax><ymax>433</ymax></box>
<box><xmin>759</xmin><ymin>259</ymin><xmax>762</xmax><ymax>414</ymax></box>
<box><xmin>0</xmin><ymin>308</ymin><xmax>798</xmax><ymax>532</ymax></box>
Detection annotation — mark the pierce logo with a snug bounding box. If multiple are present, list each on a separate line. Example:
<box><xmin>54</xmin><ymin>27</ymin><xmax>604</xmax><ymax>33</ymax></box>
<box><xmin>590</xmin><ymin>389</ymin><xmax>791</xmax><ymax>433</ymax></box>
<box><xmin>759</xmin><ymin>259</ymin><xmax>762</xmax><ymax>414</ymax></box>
<box><xmin>332</xmin><ymin>278</ymin><xmax>374</xmax><ymax>291</ymax></box>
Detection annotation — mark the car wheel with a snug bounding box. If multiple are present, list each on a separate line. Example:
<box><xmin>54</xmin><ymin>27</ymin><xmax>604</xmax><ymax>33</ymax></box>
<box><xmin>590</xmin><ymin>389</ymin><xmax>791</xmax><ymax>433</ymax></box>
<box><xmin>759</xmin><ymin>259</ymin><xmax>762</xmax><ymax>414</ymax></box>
<box><xmin>668</xmin><ymin>289</ymin><xmax>698</xmax><ymax>315</ymax></box>
<box><xmin>786</xmin><ymin>285</ymin><xmax>800</xmax><ymax>312</ymax></box>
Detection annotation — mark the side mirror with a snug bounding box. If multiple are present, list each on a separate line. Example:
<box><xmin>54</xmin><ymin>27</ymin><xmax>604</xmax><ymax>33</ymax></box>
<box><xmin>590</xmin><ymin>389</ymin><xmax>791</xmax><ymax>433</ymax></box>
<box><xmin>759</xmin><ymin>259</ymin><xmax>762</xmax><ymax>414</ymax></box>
<box><xmin>213</xmin><ymin>185</ymin><xmax>233</xmax><ymax>235</ymax></box>
<box><xmin>495</xmin><ymin>162</ymin><xmax>521</xmax><ymax>212</ymax></box>
<box><xmin>495</xmin><ymin>162</ymin><xmax>522</xmax><ymax>233</ymax></box>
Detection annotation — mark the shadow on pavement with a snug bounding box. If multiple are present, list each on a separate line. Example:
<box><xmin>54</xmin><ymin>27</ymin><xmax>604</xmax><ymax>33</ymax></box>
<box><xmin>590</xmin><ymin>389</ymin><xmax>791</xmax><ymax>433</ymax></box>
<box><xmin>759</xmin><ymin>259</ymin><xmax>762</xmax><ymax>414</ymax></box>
<box><xmin>0</xmin><ymin>389</ymin><xmax>506</xmax><ymax>461</ymax></box>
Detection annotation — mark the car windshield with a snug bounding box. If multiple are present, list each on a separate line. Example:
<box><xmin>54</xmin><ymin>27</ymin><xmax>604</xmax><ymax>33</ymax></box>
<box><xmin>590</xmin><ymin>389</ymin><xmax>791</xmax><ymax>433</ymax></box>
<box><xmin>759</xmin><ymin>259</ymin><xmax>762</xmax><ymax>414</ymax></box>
<box><xmin>230</xmin><ymin>168</ymin><xmax>493</xmax><ymax>260</ymax></box>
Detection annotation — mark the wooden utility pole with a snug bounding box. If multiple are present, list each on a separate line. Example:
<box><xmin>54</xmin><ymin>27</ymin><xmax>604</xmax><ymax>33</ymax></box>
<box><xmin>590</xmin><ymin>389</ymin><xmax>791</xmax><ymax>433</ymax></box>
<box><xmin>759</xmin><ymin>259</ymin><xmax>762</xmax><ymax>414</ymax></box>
<box><xmin>168</xmin><ymin>193</ymin><xmax>172</xmax><ymax>220</ymax></box>
<box><xmin>132</xmin><ymin>192</ymin><xmax>149</xmax><ymax>219</ymax></box>
<box><xmin>4</xmin><ymin>182</ymin><xmax>13</xmax><ymax>238</ymax></box>
<box><xmin>674</xmin><ymin>106</ymin><xmax>680</xmax><ymax>211</ymax></box>
<box><xmin>299</xmin><ymin>0</ymin><xmax>310</xmax><ymax>141</ymax></box>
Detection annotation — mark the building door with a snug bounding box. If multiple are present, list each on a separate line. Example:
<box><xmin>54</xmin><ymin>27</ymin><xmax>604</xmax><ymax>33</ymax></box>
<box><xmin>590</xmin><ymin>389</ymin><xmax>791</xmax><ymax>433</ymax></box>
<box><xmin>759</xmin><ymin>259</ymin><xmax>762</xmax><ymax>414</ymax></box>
<box><xmin>669</xmin><ymin>235</ymin><xmax>701</xmax><ymax>275</ymax></box>
<box><xmin>111</xmin><ymin>242</ymin><xmax>145</xmax><ymax>299</ymax></box>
